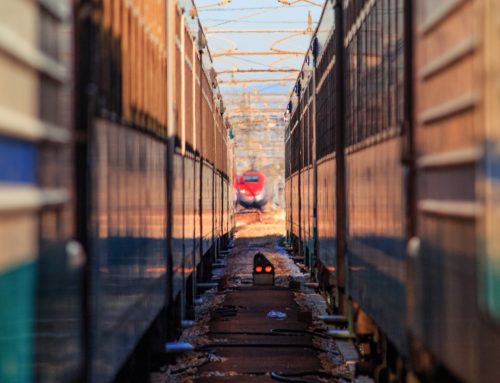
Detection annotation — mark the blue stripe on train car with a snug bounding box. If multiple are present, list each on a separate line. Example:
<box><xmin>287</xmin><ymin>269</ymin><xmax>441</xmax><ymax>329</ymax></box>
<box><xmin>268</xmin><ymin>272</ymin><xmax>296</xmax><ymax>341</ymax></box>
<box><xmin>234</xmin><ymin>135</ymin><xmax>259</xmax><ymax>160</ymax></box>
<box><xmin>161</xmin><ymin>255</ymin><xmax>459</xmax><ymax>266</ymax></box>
<box><xmin>0</xmin><ymin>262</ymin><xmax>36</xmax><ymax>383</ymax></box>
<box><xmin>318</xmin><ymin>237</ymin><xmax>337</xmax><ymax>272</ymax></box>
<box><xmin>355</xmin><ymin>235</ymin><xmax>407</xmax><ymax>261</ymax></box>
<box><xmin>0</xmin><ymin>136</ymin><xmax>37</xmax><ymax>183</ymax></box>
<box><xmin>483</xmin><ymin>140</ymin><xmax>500</xmax><ymax>319</ymax></box>
<box><xmin>90</xmin><ymin>235</ymin><xmax>168</xmax><ymax>382</ymax></box>
<box><xmin>485</xmin><ymin>140</ymin><xmax>500</xmax><ymax>181</ymax></box>
<box><xmin>348</xmin><ymin>237</ymin><xmax>407</xmax><ymax>354</ymax></box>
<box><xmin>36</xmin><ymin>242</ymin><xmax>83</xmax><ymax>382</ymax></box>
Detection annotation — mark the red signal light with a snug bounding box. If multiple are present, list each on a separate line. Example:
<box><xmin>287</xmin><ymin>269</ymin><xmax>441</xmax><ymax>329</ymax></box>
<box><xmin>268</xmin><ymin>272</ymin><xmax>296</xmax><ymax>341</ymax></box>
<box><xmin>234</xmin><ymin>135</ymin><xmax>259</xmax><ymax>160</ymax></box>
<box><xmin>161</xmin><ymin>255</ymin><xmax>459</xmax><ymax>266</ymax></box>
<box><xmin>253</xmin><ymin>252</ymin><xmax>274</xmax><ymax>285</ymax></box>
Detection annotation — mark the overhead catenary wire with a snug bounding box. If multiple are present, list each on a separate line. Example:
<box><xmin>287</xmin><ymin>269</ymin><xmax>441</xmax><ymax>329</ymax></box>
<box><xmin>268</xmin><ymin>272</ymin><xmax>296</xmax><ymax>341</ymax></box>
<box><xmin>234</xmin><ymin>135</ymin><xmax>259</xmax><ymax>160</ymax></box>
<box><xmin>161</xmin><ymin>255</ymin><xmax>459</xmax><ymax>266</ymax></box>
<box><xmin>206</xmin><ymin>8</ymin><xmax>280</xmax><ymax>28</ymax></box>
<box><xmin>219</xmin><ymin>76</ymin><xmax>296</xmax><ymax>84</ymax></box>
<box><xmin>198</xmin><ymin>5</ymin><xmax>313</xmax><ymax>12</ymax></box>
<box><xmin>206</xmin><ymin>28</ymin><xmax>308</xmax><ymax>33</ymax></box>
<box><xmin>205</xmin><ymin>19</ymin><xmax>318</xmax><ymax>25</ymax></box>
<box><xmin>228</xmin><ymin>55</ymin><xmax>281</xmax><ymax>68</ymax></box>
<box><xmin>217</xmin><ymin>68</ymin><xmax>300</xmax><ymax>74</ymax></box>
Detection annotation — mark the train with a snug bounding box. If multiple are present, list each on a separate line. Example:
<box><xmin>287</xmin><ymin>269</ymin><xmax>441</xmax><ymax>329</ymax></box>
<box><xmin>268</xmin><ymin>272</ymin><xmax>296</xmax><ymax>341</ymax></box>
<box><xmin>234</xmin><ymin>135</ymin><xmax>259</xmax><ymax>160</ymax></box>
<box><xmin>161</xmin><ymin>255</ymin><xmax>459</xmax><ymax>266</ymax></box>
<box><xmin>0</xmin><ymin>1</ymin><xmax>234</xmax><ymax>383</ymax></box>
<box><xmin>236</xmin><ymin>170</ymin><xmax>268</xmax><ymax>209</ymax></box>
<box><xmin>284</xmin><ymin>0</ymin><xmax>500</xmax><ymax>382</ymax></box>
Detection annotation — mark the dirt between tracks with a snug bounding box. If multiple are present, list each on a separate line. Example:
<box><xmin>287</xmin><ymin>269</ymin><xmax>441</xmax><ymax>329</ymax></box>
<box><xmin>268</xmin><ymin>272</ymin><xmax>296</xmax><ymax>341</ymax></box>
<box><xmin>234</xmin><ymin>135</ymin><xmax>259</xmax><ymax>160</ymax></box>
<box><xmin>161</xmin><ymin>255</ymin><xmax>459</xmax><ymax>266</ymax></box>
<box><xmin>224</xmin><ymin>210</ymin><xmax>304</xmax><ymax>288</ymax></box>
<box><xmin>158</xmin><ymin>209</ymin><xmax>352</xmax><ymax>383</ymax></box>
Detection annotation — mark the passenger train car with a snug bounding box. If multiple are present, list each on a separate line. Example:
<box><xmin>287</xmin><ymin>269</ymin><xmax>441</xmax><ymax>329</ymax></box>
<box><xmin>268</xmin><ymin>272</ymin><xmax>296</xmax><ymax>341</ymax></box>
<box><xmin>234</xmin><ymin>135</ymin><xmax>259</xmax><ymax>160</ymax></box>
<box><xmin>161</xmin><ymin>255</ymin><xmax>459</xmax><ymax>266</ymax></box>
<box><xmin>236</xmin><ymin>170</ymin><xmax>268</xmax><ymax>209</ymax></box>
<box><xmin>285</xmin><ymin>0</ymin><xmax>500</xmax><ymax>382</ymax></box>
<box><xmin>0</xmin><ymin>1</ymin><xmax>233</xmax><ymax>382</ymax></box>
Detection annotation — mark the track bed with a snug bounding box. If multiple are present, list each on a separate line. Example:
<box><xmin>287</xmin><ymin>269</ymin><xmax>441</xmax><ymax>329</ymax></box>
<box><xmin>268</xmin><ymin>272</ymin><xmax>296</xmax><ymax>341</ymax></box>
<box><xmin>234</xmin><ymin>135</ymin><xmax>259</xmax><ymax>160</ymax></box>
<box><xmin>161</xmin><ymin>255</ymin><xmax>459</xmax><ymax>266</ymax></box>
<box><xmin>196</xmin><ymin>286</ymin><xmax>321</xmax><ymax>381</ymax></box>
<box><xmin>161</xmin><ymin>211</ymin><xmax>364</xmax><ymax>383</ymax></box>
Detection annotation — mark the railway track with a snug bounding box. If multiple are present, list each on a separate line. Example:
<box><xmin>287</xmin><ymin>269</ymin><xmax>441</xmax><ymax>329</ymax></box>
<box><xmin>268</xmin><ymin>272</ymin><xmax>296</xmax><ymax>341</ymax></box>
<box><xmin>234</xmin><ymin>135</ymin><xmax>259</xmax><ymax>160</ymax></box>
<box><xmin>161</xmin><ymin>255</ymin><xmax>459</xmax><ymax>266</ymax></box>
<box><xmin>162</xmin><ymin>212</ymin><xmax>369</xmax><ymax>383</ymax></box>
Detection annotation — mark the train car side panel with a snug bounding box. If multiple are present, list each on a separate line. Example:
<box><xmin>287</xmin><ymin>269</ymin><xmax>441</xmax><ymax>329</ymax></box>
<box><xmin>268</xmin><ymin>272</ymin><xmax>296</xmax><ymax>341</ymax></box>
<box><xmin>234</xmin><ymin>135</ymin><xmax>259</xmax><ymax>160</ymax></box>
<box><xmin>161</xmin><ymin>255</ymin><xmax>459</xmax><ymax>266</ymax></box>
<box><xmin>202</xmin><ymin>162</ymin><xmax>213</xmax><ymax>255</ymax></box>
<box><xmin>184</xmin><ymin>154</ymin><xmax>195</xmax><ymax>282</ymax></box>
<box><xmin>285</xmin><ymin>179</ymin><xmax>292</xmax><ymax>234</ymax></box>
<box><xmin>346</xmin><ymin>139</ymin><xmax>407</xmax><ymax>352</ymax></box>
<box><xmin>314</xmin><ymin>9</ymin><xmax>337</xmax><ymax>275</ymax></box>
<box><xmin>412</xmin><ymin>0</ymin><xmax>500</xmax><ymax>380</ymax></box>
<box><xmin>88</xmin><ymin>121</ymin><xmax>168</xmax><ymax>382</ymax></box>
<box><xmin>291</xmin><ymin>173</ymin><xmax>300</xmax><ymax>238</ymax></box>
<box><xmin>301</xmin><ymin>168</ymin><xmax>309</xmax><ymax>246</ymax></box>
<box><xmin>194</xmin><ymin>157</ymin><xmax>201</xmax><ymax>265</ymax></box>
<box><xmin>172</xmin><ymin>152</ymin><xmax>184</xmax><ymax>298</ymax></box>
<box><xmin>317</xmin><ymin>156</ymin><xmax>337</xmax><ymax>274</ymax></box>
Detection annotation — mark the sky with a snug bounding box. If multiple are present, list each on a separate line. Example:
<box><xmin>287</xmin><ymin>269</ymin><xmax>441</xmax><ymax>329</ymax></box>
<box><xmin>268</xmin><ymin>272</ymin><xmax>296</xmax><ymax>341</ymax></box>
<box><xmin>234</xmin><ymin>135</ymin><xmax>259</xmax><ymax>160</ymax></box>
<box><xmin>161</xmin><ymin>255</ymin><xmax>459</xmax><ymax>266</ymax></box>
<box><xmin>194</xmin><ymin>0</ymin><xmax>324</xmax><ymax>112</ymax></box>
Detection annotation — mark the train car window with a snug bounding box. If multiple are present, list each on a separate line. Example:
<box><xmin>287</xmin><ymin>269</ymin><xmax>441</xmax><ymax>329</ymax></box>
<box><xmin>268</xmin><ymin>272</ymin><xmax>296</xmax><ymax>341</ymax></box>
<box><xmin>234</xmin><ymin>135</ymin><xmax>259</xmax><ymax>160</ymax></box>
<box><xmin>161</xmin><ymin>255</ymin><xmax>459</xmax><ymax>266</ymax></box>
<box><xmin>365</xmin><ymin>9</ymin><xmax>371</xmax><ymax>139</ymax></box>
<box><xmin>350</xmin><ymin>34</ymin><xmax>356</xmax><ymax>147</ymax></box>
<box><xmin>344</xmin><ymin>0</ymin><xmax>404</xmax><ymax>148</ymax></box>
<box><xmin>304</xmin><ymin>100</ymin><xmax>309</xmax><ymax>168</ymax></box>
<box><xmin>371</xmin><ymin>5</ymin><xmax>379</xmax><ymax>137</ymax></box>
<box><xmin>376</xmin><ymin>0</ymin><xmax>383</xmax><ymax>134</ymax></box>
<box><xmin>291</xmin><ymin>123</ymin><xmax>300</xmax><ymax>173</ymax></box>
<box><xmin>384</xmin><ymin>0</ymin><xmax>391</xmax><ymax>133</ymax></box>
<box><xmin>353</xmin><ymin>33</ymin><xmax>358</xmax><ymax>147</ymax></box>
<box><xmin>366</xmin><ymin>10</ymin><xmax>372</xmax><ymax>136</ymax></box>
<box><xmin>308</xmin><ymin>105</ymin><xmax>313</xmax><ymax>166</ymax></box>
<box><xmin>389</xmin><ymin>0</ymin><xmax>397</xmax><ymax>131</ymax></box>
<box><xmin>243</xmin><ymin>175</ymin><xmax>259</xmax><ymax>183</ymax></box>
<box><xmin>396</xmin><ymin>0</ymin><xmax>405</xmax><ymax>128</ymax></box>
<box><xmin>315</xmin><ymin>32</ymin><xmax>336</xmax><ymax>160</ymax></box>
<box><xmin>300</xmin><ymin>110</ymin><xmax>305</xmax><ymax>170</ymax></box>
<box><xmin>373</xmin><ymin>1</ymin><xmax>379</xmax><ymax>135</ymax></box>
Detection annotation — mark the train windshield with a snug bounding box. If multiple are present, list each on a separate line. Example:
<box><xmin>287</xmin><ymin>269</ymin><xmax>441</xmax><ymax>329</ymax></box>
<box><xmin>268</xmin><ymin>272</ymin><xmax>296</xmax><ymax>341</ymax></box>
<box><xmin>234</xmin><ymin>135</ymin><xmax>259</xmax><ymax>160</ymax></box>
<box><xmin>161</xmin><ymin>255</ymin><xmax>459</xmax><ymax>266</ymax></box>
<box><xmin>243</xmin><ymin>175</ymin><xmax>259</xmax><ymax>183</ymax></box>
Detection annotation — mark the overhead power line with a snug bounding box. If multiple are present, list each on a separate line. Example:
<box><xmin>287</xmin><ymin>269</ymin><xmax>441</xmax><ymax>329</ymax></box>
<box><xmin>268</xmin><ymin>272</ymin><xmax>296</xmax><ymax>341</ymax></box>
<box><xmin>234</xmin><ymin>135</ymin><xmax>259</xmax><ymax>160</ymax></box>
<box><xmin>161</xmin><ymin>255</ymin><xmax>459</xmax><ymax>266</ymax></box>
<box><xmin>222</xmin><ymin>92</ymin><xmax>289</xmax><ymax>96</ymax></box>
<box><xmin>213</xmin><ymin>51</ymin><xmax>303</xmax><ymax>57</ymax></box>
<box><xmin>198</xmin><ymin>5</ymin><xmax>312</xmax><ymax>12</ymax></box>
<box><xmin>206</xmin><ymin>28</ymin><xmax>307</xmax><ymax>33</ymax></box>
<box><xmin>206</xmin><ymin>20</ymin><xmax>317</xmax><ymax>25</ymax></box>
<box><xmin>217</xmin><ymin>68</ymin><xmax>300</xmax><ymax>74</ymax></box>
<box><xmin>219</xmin><ymin>77</ymin><xmax>296</xmax><ymax>84</ymax></box>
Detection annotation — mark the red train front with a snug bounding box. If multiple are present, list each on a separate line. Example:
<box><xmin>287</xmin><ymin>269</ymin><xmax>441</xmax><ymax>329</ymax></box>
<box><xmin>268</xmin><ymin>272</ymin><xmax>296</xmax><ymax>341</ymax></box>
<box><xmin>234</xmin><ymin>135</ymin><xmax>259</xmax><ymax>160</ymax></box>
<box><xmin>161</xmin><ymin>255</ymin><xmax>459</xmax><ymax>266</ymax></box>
<box><xmin>236</xmin><ymin>170</ymin><xmax>267</xmax><ymax>209</ymax></box>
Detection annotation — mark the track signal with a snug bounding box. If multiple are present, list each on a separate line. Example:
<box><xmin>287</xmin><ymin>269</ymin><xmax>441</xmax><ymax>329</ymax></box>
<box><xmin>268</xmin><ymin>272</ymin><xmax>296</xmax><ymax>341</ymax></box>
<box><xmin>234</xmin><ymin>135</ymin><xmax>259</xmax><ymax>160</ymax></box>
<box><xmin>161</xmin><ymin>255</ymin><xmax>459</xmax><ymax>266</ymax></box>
<box><xmin>253</xmin><ymin>252</ymin><xmax>275</xmax><ymax>285</ymax></box>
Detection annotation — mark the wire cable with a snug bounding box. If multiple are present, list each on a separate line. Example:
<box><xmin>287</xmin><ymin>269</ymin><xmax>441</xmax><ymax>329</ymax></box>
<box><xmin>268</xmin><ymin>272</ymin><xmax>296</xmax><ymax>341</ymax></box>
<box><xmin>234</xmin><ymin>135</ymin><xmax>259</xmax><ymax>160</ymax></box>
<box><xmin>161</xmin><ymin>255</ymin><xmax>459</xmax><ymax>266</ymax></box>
<box><xmin>199</xmin><ymin>5</ymin><xmax>312</xmax><ymax>12</ymax></box>
<box><xmin>271</xmin><ymin>370</ymin><xmax>352</xmax><ymax>382</ymax></box>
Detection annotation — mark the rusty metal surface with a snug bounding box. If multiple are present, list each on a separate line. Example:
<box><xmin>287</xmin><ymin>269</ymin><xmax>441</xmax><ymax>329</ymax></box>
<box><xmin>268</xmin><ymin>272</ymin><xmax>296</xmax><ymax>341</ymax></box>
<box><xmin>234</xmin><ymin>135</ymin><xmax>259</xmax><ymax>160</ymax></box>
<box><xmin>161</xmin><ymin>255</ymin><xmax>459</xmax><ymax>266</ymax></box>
<box><xmin>195</xmin><ymin>286</ymin><xmax>321</xmax><ymax>381</ymax></box>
